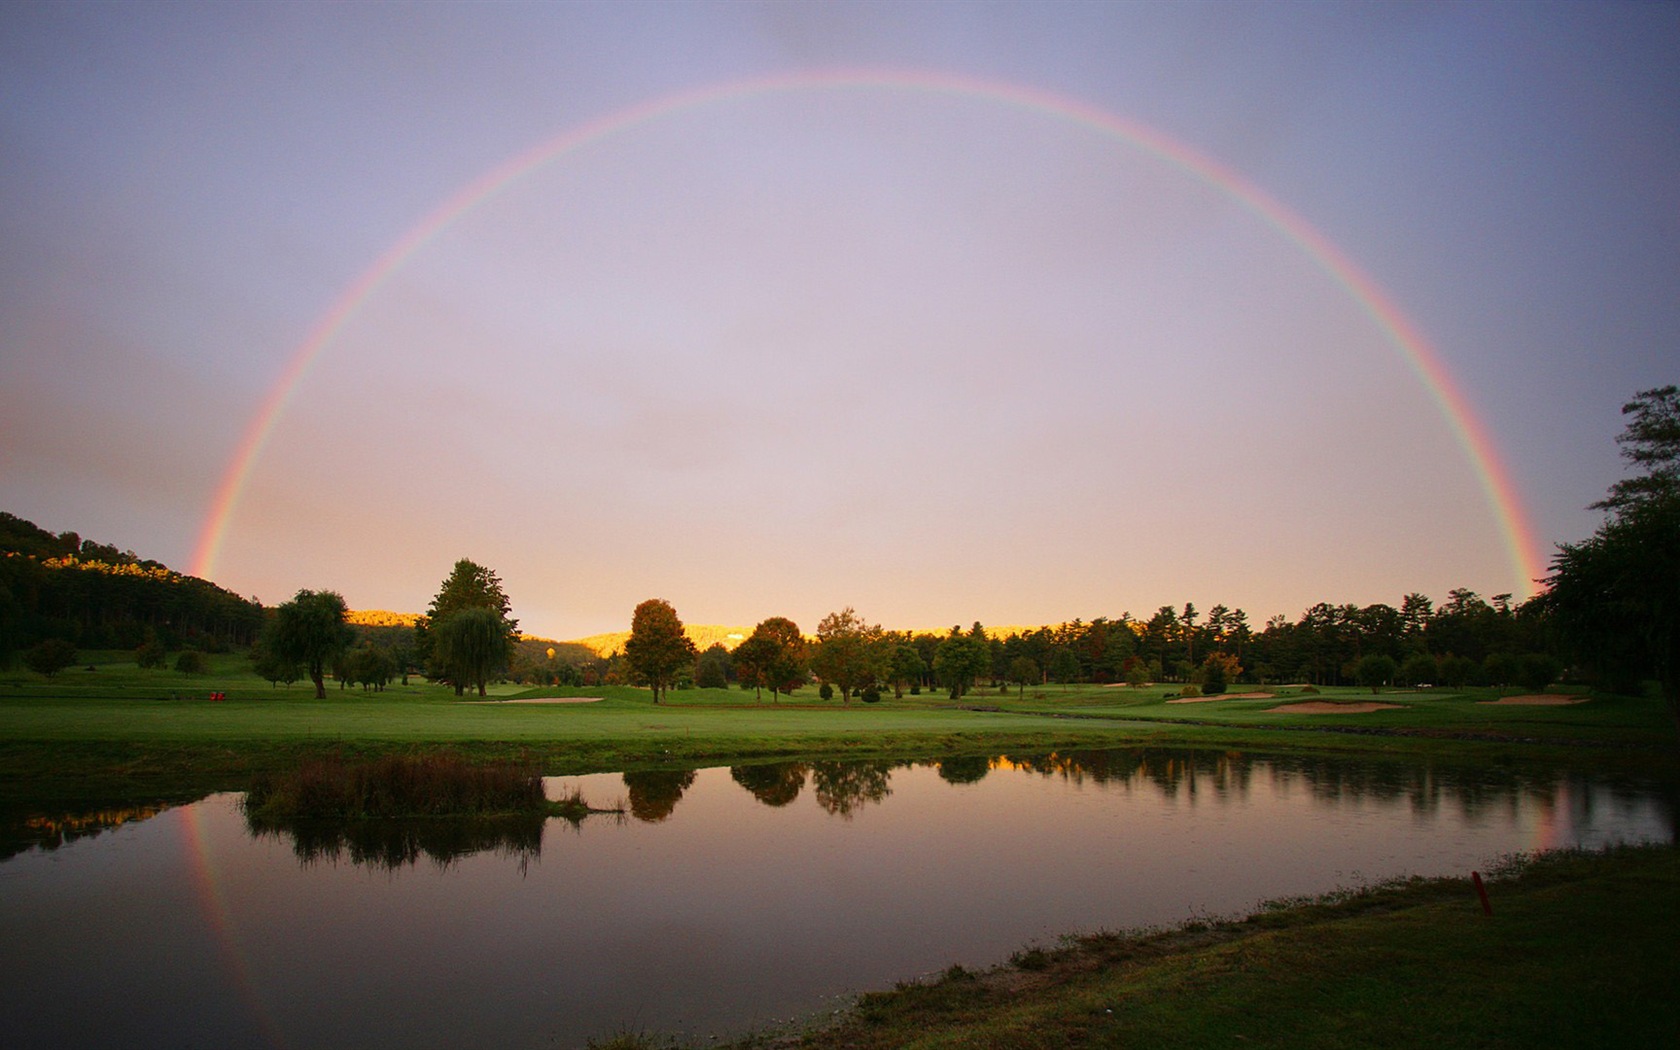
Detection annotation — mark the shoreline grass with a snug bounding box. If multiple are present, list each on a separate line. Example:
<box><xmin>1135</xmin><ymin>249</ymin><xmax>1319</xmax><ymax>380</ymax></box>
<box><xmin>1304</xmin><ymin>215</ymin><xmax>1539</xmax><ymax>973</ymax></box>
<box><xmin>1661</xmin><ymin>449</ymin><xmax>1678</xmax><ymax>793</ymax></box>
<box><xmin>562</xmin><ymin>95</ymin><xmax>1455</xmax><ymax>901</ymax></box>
<box><xmin>697</xmin><ymin>843</ymin><xmax>1679</xmax><ymax>1050</ymax></box>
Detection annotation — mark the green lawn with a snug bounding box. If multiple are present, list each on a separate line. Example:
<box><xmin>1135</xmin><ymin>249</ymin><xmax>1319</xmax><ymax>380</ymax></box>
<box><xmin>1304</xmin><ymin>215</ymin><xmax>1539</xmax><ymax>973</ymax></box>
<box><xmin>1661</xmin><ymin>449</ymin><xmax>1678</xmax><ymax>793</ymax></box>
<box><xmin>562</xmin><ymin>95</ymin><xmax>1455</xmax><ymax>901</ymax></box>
<box><xmin>2</xmin><ymin>655</ymin><xmax>1674</xmax><ymax>811</ymax></box>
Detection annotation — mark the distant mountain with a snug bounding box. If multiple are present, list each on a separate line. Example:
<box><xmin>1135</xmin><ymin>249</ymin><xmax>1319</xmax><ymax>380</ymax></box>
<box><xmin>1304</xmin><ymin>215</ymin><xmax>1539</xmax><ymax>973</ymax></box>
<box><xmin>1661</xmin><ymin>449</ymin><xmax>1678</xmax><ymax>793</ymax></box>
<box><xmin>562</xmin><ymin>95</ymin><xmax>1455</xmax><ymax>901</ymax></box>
<box><xmin>568</xmin><ymin>624</ymin><xmax>753</xmax><ymax>658</ymax></box>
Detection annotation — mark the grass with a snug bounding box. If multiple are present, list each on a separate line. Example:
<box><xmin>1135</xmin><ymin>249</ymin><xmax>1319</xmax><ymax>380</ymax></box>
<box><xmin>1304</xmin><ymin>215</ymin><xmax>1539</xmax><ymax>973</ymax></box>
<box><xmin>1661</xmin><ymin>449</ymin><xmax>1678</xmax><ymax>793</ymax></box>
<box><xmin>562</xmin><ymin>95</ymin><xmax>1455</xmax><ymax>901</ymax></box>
<box><xmin>1</xmin><ymin>656</ymin><xmax>1674</xmax><ymax>819</ymax></box>
<box><xmin>243</xmin><ymin>752</ymin><xmax>549</xmax><ymax>820</ymax></box>
<box><xmin>708</xmin><ymin>844</ymin><xmax>1679</xmax><ymax>1049</ymax></box>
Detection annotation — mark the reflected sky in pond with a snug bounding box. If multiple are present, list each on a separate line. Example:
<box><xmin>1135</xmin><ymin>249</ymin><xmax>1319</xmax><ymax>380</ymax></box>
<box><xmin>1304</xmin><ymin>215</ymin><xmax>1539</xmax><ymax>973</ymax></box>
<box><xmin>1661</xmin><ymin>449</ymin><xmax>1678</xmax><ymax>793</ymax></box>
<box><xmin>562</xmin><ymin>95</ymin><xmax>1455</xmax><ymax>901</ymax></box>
<box><xmin>0</xmin><ymin>750</ymin><xmax>1672</xmax><ymax>1050</ymax></box>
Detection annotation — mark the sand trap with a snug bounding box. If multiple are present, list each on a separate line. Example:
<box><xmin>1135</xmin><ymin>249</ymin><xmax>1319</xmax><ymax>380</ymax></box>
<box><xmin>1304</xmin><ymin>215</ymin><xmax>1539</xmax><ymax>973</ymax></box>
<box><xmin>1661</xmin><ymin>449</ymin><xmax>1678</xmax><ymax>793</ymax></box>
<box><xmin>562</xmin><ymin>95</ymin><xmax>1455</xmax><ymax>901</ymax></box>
<box><xmin>1478</xmin><ymin>694</ymin><xmax>1588</xmax><ymax>706</ymax></box>
<box><xmin>1166</xmin><ymin>691</ymin><xmax>1275</xmax><ymax>704</ymax></box>
<box><xmin>465</xmin><ymin>696</ymin><xmax>603</xmax><ymax>705</ymax></box>
<box><xmin>1270</xmin><ymin>701</ymin><xmax>1402</xmax><ymax>714</ymax></box>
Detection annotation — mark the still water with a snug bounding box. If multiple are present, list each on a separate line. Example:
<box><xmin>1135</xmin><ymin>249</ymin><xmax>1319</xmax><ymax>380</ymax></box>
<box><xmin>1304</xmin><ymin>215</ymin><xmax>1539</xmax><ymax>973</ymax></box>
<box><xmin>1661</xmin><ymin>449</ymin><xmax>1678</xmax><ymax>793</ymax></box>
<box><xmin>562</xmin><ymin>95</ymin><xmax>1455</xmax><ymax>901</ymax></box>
<box><xmin>1</xmin><ymin>750</ymin><xmax>1672</xmax><ymax>1049</ymax></box>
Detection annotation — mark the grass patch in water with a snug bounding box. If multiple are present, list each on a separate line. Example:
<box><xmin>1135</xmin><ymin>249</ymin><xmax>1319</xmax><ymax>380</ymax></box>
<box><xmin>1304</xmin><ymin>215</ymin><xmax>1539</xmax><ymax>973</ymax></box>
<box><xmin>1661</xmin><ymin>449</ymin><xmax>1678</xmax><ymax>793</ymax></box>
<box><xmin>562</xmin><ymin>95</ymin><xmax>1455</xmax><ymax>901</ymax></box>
<box><xmin>245</xmin><ymin>752</ymin><xmax>546</xmax><ymax>821</ymax></box>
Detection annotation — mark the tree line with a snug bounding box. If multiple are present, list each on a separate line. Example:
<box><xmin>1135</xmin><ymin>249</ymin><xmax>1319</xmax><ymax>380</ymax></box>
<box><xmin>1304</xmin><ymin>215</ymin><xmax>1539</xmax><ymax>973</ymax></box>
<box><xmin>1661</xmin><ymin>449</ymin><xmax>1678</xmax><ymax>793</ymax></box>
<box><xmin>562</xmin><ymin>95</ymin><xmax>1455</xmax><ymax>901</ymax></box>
<box><xmin>0</xmin><ymin>512</ymin><xmax>263</xmax><ymax>670</ymax></box>
<box><xmin>6</xmin><ymin>386</ymin><xmax>1672</xmax><ymax>721</ymax></box>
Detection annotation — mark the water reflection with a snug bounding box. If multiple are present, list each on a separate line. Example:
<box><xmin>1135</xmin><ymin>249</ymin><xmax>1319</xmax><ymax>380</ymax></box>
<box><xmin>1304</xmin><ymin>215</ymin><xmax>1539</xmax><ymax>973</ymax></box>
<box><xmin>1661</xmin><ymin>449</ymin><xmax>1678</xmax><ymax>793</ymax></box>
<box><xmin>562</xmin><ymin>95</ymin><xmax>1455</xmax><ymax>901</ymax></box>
<box><xmin>729</xmin><ymin>762</ymin><xmax>808</xmax><ymax>806</ymax></box>
<box><xmin>936</xmin><ymin>755</ymin><xmax>991</xmax><ymax>785</ymax></box>
<box><xmin>247</xmin><ymin>813</ymin><xmax>548</xmax><ymax>871</ymax></box>
<box><xmin>2</xmin><ymin>801</ymin><xmax>178</xmax><ymax>860</ymax></box>
<box><xmin>621</xmin><ymin>769</ymin><xmax>697</xmax><ymax>822</ymax></box>
<box><xmin>2</xmin><ymin>749</ymin><xmax>1673</xmax><ymax>1050</ymax></box>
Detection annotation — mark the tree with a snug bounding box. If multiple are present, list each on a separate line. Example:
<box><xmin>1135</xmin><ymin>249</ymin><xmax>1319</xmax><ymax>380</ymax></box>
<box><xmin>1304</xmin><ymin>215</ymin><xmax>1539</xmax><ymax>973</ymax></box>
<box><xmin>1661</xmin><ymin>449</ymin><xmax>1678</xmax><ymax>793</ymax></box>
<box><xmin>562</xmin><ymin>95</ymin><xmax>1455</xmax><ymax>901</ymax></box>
<box><xmin>24</xmin><ymin>638</ymin><xmax>76</xmax><ymax>679</ymax></box>
<box><xmin>433</xmin><ymin>608</ymin><xmax>510</xmax><ymax>697</ymax></box>
<box><xmin>1355</xmin><ymin>653</ymin><xmax>1396</xmax><ymax>693</ymax></box>
<box><xmin>1047</xmin><ymin>646</ymin><xmax>1082</xmax><ymax>688</ymax></box>
<box><xmin>934</xmin><ymin>624</ymin><xmax>991</xmax><ymax>699</ymax></box>
<box><xmin>1547</xmin><ymin>386</ymin><xmax>1680</xmax><ymax>734</ymax></box>
<box><xmin>1592</xmin><ymin>385</ymin><xmax>1679</xmax><ymax>514</ymax></box>
<box><xmin>271</xmin><ymin>589</ymin><xmax>354</xmax><ymax>699</ymax></box>
<box><xmin>811</xmin><ymin>607</ymin><xmax>891</xmax><ymax>703</ymax></box>
<box><xmin>889</xmin><ymin>642</ymin><xmax>925</xmax><ymax>699</ymax></box>
<box><xmin>417</xmin><ymin>559</ymin><xmax>518</xmax><ymax>681</ymax></box>
<box><xmin>1398</xmin><ymin>652</ymin><xmax>1438</xmax><ymax>690</ymax></box>
<box><xmin>731</xmin><ymin>616</ymin><xmax>806</xmax><ymax>702</ymax></box>
<box><xmin>624</xmin><ymin>599</ymin><xmax>697</xmax><ymax>704</ymax></box>
<box><xmin>695</xmin><ymin>643</ymin><xmax>731</xmax><ymax>689</ymax></box>
<box><xmin>135</xmin><ymin>630</ymin><xmax>167</xmax><ymax>670</ymax></box>
<box><xmin>1008</xmin><ymin>655</ymin><xmax>1039</xmax><ymax>697</ymax></box>
<box><xmin>1201</xmin><ymin>652</ymin><xmax>1240</xmax><ymax>695</ymax></box>
<box><xmin>1516</xmin><ymin>653</ymin><xmax>1562</xmax><ymax>693</ymax></box>
<box><xmin>251</xmin><ymin>638</ymin><xmax>301</xmax><ymax>689</ymax></box>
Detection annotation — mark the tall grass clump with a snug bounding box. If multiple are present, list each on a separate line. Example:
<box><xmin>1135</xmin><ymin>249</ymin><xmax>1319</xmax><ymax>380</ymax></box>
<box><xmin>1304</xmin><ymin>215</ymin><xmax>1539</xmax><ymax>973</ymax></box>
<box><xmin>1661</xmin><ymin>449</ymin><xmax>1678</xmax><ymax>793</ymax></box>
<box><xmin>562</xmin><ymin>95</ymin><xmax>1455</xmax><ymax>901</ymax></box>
<box><xmin>245</xmin><ymin>752</ymin><xmax>545</xmax><ymax>822</ymax></box>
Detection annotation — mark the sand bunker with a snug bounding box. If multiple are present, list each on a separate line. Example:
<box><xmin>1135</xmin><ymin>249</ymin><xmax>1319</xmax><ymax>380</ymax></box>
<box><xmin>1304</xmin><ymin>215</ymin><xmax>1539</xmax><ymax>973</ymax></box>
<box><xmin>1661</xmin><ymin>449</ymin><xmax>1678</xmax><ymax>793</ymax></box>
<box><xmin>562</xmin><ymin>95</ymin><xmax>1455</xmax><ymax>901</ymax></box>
<box><xmin>1270</xmin><ymin>701</ymin><xmax>1402</xmax><ymax>714</ymax></box>
<box><xmin>1478</xmin><ymin>694</ymin><xmax>1588</xmax><ymax>706</ymax></box>
<box><xmin>1166</xmin><ymin>691</ymin><xmax>1275</xmax><ymax>704</ymax></box>
<box><xmin>466</xmin><ymin>697</ymin><xmax>603</xmax><ymax>705</ymax></box>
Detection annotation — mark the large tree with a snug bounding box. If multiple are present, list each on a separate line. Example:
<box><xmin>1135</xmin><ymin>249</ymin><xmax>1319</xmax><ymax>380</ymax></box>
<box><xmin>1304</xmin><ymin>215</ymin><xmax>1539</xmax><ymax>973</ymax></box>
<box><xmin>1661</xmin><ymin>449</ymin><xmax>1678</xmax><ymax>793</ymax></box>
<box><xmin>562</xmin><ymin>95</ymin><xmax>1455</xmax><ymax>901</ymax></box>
<box><xmin>271</xmin><ymin>589</ymin><xmax>353</xmax><ymax>699</ymax></box>
<box><xmin>417</xmin><ymin>559</ymin><xmax>518</xmax><ymax>689</ymax></box>
<box><xmin>1546</xmin><ymin>386</ymin><xmax>1680</xmax><ymax>735</ymax></box>
<box><xmin>933</xmin><ymin>623</ymin><xmax>991</xmax><ymax>699</ymax></box>
<box><xmin>624</xmin><ymin>598</ymin><xmax>696</xmax><ymax>704</ymax></box>
<box><xmin>731</xmin><ymin>616</ymin><xmax>806</xmax><ymax>701</ymax></box>
<box><xmin>433</xmin><ymin>607</ymin><xmax>511</xmax><ymax>697</ymax></box>
<box><xmin>810</xmin><ymin>607</ymin><xmax>891</xmax><ymax>703</ymax></box>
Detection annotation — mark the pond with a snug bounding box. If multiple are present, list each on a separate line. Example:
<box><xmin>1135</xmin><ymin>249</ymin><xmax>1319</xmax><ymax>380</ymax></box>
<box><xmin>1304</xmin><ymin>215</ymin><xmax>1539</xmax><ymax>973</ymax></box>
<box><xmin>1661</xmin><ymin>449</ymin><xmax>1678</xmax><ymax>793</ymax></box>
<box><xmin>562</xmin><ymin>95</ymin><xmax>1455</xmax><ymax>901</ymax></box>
<box><xmin>0</xmin><ymin>749</ymin><xmax>1672</xmax><ymax>1049</ymax></box>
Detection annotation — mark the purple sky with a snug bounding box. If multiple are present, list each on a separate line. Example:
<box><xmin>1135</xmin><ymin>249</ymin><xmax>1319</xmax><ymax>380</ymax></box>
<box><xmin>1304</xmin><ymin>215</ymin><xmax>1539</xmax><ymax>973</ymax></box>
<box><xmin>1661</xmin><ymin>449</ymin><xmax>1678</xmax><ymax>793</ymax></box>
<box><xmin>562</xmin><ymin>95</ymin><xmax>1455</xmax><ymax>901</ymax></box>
<box><xmin>3</xmin><ymin>2</ymin><xmax>1676</xmax><ymax>640</ymax></box>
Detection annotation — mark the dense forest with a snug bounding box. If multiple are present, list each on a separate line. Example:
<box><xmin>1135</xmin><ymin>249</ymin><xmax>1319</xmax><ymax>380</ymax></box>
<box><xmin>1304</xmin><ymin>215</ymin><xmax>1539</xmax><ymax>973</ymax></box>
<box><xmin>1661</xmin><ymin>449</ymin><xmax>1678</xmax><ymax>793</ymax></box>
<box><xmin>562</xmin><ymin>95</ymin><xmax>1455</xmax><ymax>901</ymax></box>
<box><xmin>0</xmin><ymin>512</ymin><xmax>263</xmax><ymax>656</ymax></box>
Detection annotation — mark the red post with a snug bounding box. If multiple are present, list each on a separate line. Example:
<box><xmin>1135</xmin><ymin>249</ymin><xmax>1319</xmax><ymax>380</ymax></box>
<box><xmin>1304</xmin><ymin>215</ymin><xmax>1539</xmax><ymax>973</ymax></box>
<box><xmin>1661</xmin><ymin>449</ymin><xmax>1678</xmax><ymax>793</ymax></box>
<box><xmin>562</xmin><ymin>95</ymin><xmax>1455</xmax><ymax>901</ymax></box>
<box><xmin>1472</xmin><ymin>871</ymin><xmax>1492</xmax><ymax>916</ymax></box>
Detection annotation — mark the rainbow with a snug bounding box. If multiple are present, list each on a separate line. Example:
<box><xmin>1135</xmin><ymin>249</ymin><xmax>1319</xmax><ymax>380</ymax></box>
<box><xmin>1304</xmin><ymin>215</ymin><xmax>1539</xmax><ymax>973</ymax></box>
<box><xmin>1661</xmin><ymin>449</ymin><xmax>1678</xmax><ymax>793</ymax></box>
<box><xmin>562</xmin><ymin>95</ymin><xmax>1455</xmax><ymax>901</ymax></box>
<box><xmin>190</xmin><ymin>67</ymin><xmax>1545</xmax><ymax>594</ymax></box>
<box><xmin>182</xmin><ymin>799</ymin><xmax>290</xmax><ymax>1048</ymax></box>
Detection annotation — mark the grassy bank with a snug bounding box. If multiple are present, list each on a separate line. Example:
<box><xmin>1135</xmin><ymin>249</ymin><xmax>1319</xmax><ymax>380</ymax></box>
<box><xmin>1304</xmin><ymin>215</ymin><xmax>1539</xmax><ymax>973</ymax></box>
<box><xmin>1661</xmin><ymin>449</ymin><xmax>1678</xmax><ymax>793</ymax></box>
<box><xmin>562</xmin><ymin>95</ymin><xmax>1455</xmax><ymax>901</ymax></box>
<box><xmin>2</xmin><ymin>656</ymin><xmax>1675</xmax><ymax>814</ymax></box>
<box><xmin>697</xmin><ymin>844</ymin><xmax>1678</xmax><ymax>1050</ymax></box>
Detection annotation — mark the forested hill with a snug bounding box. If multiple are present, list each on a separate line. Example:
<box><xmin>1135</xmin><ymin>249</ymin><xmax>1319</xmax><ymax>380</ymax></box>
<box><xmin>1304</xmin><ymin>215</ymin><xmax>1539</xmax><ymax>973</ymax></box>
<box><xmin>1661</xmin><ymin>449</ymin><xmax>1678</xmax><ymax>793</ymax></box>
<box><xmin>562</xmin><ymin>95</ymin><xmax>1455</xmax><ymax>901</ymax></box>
<box><xmin>0</xmin><ymin>511</ymin><xmax>263</xmax><ymax>653</ymax></box>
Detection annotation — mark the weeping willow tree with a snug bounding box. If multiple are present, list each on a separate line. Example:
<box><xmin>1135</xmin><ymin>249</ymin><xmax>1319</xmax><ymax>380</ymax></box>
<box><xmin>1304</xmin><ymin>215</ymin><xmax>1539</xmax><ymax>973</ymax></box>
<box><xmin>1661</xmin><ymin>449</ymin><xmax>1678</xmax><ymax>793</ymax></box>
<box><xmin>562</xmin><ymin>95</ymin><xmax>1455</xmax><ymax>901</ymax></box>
<box><xmin>433</xmin><ymin>606</ymin><xmax>511</xmax><ymax>697</ymax></box>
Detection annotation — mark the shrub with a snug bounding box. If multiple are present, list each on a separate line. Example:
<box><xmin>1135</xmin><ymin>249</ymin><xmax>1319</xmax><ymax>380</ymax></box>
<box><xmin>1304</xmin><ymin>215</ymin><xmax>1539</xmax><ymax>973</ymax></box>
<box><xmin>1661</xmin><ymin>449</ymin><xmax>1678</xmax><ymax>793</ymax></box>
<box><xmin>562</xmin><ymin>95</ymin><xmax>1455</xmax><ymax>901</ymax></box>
<box><xmin>860</xmin><ymin>685</ymin><xmax>881</xmax><ymax>703</ymax></box>
<box><xmin>175</xmin><ymin>649</ymin><xmax>209</xmax><ymax>676</ymax></box>
<box><xmin>1517</xmin><ymin>652</ymin><xmax>1562</xmax><ymax>693</ymax></box>
<box><xmin>1178</xmin><ymin>684</ymin><xmax>1202</xmax><ymax>698</ymax></box>
<box><xmin>135</xmin><ymin>639</ymin><xmax>167</xmax><ymax>670</ymax></box>
<box><xmin>24</xmin><ymin>638</ymin><xmax>77</xmax><ymax>679</ymax></box>
<box><xmin>818</xmin><ymin>682</ymin><xmax>834</xmax><ymax>701</ymax></box>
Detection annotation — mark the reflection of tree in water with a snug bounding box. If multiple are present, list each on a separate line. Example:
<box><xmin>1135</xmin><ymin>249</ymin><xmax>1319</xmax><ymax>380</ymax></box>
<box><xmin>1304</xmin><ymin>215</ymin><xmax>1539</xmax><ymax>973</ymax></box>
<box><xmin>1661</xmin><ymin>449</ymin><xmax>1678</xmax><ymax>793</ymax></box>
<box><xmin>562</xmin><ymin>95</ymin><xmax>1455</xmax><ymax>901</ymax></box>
<box><xmin>985</xmin><ymin>748</ymin><xmax>1680</xmax><ymax>835</ymax></box>
<box><xmin>730</xmin><ymin>763</ymin><xmax>808</xmax><ymax>807</ymax></box>
<box><xmin>937</xmin><ymin>755</ymin><xmax>992</xmax><ymax>785</ymax></box>
<box><xmin>622</xmin><ymin>769</ymin><xmax>698</xmax><ymax>822</ymax></box>
<box><xmin>4</xmin><ymin>801</ymin><xmax>178</xmax><ymax>861</ymax></box>
<box><xmin>249</xmin><ymin>814</ymin><xmax>545</xmax><ymax>872</ymax></box>
<box><xmin>811</xmin><ymin>761</ymin><xmax>894</xmax><ymax>818</ymax></box>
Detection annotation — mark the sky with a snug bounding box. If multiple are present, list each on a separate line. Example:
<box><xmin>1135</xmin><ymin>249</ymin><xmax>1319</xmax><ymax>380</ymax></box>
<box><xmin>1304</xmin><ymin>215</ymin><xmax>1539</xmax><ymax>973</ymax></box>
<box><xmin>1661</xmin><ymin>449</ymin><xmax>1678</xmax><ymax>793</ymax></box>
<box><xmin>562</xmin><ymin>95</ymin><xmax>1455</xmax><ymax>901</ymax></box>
<box><xmin>2</xmin><ymin>1</ymin><xmax>1677</xmax><ymax>641</ymax></box>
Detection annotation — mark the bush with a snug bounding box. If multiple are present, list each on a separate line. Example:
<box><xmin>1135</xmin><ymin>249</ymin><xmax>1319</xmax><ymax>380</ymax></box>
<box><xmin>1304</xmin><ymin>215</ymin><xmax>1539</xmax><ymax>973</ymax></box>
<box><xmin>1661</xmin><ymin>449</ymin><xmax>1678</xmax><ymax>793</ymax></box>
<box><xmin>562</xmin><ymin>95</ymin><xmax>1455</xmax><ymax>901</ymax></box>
<box><xmin>909</xmin><ymin>684</ymin><xmax>920</xmax><ymax>695</ymax></box>
<box><xmin>1178</xmin><ymin>684</ymin><xmax>1202</xmax><ymax>698</ymax></box>
<box><xmin>135</xmin><ymin>639</ymin><xmax>167</xmax><ymax>670</ymax></box>
<box><xmin>860</xmin><ymin>685</ymin><xmax>881</xmax><ymax>703</ymax></box>
<box><xmin>24</xmin><ymin>638</ymin><xmax>77</xmax><ymax>679</ymax></box>
<box><xmin>175</xmin><ymin>649</ymin><xmax>209</xmax><ymax>676</ymax></box>
<box><xmin>1517</xmin><ymin>653</ymin><xmax>1562</xmax><ymax>693</ymax></box>
<box><xmin>819</xmin><ymin>682</ymin><xmax>834</xmax><ymax>701</ymax></box>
